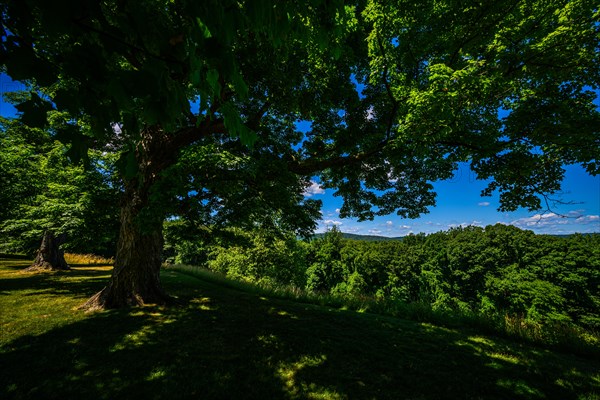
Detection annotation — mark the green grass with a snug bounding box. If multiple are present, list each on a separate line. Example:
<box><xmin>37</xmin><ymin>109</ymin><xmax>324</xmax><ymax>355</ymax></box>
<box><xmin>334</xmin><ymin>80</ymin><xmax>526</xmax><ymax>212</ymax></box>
<box><xmin>1</xmin><ymin>259</ymin><xmax>599</xmax><ymax>399</ymax></box>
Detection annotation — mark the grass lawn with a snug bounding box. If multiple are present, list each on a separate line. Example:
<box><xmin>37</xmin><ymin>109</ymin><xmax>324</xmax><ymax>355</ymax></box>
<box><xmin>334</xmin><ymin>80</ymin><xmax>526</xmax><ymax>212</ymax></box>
<box><xmin>1</xmin><ymin>258</ymin><xmax>599</xmax><ymax>399</ymax></box>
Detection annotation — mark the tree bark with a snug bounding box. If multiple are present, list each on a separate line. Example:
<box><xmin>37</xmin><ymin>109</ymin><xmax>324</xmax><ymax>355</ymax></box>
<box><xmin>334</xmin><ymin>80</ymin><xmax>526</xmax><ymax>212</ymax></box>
<box><xmin>26</xmin><ymin>230</ymin><xmax>70</xmax><ymax>271</ymax></box>
<box><xmin>80</xmin><ymin>127</ymin><xmax>175</xmax><ymax>311</ymax></box>
<box><xmin>79</xmin><ymin>184</ymin><xmax>168</xmax><ymax>310</ymax></box>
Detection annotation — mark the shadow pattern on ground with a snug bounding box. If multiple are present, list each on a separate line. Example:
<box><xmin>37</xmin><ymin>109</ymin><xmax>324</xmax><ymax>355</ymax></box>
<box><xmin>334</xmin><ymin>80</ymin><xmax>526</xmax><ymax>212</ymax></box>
<box><xmin>1</xmin><ymin>268</ymin><xmax>598</xmax><ymax>399</ymax></box>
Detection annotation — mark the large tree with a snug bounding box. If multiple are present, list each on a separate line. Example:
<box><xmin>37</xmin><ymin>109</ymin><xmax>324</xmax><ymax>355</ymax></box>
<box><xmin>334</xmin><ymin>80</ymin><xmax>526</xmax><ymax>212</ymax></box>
<box><xmin>0</xmin><ymin>0</ymin><xmax>597</xmax><ymax>309</ymax></box>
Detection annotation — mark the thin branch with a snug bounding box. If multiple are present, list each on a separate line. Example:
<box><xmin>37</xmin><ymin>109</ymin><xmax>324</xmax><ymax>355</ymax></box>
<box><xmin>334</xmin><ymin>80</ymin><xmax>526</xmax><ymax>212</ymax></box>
<box><xmin>247</xmin><ymin>100</ymin><xmax>272</xmax><ymax>131</ymax></box>
<box><xmin>288</xmin><ymin>139</ymin><xmax>388</xmax><ymax>175</ymax></box>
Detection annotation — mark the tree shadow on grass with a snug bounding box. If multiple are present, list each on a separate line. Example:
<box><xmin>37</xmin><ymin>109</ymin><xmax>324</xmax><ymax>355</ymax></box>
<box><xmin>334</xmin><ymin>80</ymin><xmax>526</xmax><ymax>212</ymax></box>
<box><xmin>1</xmin><ymin>273</ymin><xmax>599</xmax><ymax>400</ymax></box>
<box><xmin>0</xmin><ymin>265</ymin><xmax>111</xmax><ymax>298</ymax></box>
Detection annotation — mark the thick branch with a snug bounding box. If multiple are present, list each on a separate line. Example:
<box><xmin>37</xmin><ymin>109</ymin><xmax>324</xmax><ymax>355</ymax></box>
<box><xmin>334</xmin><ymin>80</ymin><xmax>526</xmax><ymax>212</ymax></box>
<box><xmin>288</xmin><ymin>141</ymin><xmax>387</xmax><ymax>175</ymax></box>
<box><xmin>170</xmin><ymin>118</ymin><xmax>226</xmax><ymax>151</ymax></box>
<box><xmin>376</xmin><ymin>33</ymin><xmax>399</xmax><ymax>139</ymax></box>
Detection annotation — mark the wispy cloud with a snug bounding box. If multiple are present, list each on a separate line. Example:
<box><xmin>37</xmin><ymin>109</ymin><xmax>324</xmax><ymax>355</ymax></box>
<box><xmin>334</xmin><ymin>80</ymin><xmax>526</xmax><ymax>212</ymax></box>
<box><xmin>323</xmin><ymin>219</ymin><xmax>343</xmax><ymax>226</ymax></box>
<box><xmin>575</xmin><ymin>215</ymin><xmax>599</xmax><ymax>224</ymax></box>
<box><xmin>478</xmin><ymin>202</ymin><xmax>490</xmax><ymax>207</ymax></box>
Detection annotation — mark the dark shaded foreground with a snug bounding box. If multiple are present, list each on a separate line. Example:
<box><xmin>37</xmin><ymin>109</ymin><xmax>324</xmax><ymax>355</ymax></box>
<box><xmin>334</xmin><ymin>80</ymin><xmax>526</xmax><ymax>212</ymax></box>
<box><xmin>1</xmin><ymin>267</ymin><xmax>598</xmax><ymax>399</ymax></box>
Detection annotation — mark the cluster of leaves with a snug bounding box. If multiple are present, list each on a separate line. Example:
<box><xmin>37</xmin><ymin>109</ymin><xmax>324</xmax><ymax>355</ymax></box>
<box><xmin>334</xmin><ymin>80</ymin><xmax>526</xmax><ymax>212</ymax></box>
<box><xmin>155</xmin><ymin>127</ymin><xmax>323</xmax><ymax>241</ymax></box>
<box><xmin>2</xmin><ymin>0</ymin><xmax>598</xmax><ymax>221</ymax></box>
<box><xmin>0</xmin><ymin>117</ymin><xmax>120</xmax><ymax>256</ymax></box>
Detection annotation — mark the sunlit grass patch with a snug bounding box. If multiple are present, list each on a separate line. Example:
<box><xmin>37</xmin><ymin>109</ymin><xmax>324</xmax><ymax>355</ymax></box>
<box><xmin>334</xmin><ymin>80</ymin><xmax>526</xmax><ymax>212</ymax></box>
<box><xmin>64</xmin><ymin>253</ymin><xmax>114</xmax><ymax>265</ymax></box>
<box><xmin>489</xmin><ymin>352</ymin><xmax>522</xmax><ymax>365</ymax></box>
<box><xmin>277</xmin><ymin>355</ymin><xmax>346</xmax><ymax>399</ymax></box>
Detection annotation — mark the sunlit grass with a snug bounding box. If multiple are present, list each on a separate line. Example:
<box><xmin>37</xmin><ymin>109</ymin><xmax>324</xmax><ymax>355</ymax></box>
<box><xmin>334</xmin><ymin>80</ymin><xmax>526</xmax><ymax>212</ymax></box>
<box><xmin>0</xmin><ymin>259</ymin><xmax>112</xmax><ymax>345</ymax></box>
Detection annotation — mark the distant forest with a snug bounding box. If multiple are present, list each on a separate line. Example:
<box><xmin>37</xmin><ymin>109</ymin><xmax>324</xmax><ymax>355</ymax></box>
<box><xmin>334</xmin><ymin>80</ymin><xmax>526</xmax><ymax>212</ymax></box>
<box><xmin>312</xmin><ymin>232</ymin><xmax>403</xmax><ymax>242</ymax></box>
<box><xmin>313</xmin><ymin>231</ymin><xmax>597</xmax><ymax>242</ymax></box>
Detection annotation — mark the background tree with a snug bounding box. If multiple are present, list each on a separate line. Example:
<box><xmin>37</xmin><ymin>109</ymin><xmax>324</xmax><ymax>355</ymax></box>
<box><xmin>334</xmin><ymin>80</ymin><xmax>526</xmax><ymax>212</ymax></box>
<box><xmin>0</xmin><ymin>117</ymin><xmax>120</xmax><ymax>257</ymax></box>
<box><xmin>26</xmin><ymin>230</ymin><xmax>70</xmax><ymax>271</ymax></box>
<box><xmin>0</xmin><ymin>0</ymin><xmax>598</xmax><ymax>309</ymax></box>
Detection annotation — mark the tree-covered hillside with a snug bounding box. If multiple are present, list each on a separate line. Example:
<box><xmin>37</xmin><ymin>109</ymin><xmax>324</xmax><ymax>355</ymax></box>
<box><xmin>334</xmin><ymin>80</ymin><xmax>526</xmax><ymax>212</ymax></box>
<box><xmin>173</xmin><ymin>224</ymin><xmax>599</xmax><ymax>340</ymax></box>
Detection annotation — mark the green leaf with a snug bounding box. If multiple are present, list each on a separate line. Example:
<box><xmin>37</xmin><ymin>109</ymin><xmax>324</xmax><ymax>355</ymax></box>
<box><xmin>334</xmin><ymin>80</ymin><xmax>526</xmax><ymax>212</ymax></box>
<box><xmin>332</xmin><ymin>46</ymin><xmax>342</xmax><ymax>60</ymax></box>
<box><xmin>238</xmin><ymin>124</ymin><xmax>257</xmax><ymax>147</ymax></box>
<box><xmin>15</xmin><ymin>93</ymin><xmax>53</xmax><ymax>128</ymax></box>
<box><xmin>196</xmin><ymin>17</ymin><xmax>212</xmax><ymax>39</ymax></box>
<box><xmin>2</xmin><ymin>39</ymin><xmax>56</xmax><ymax>86</ymax></box>
<box><xmin>231</xmin><ymin>69</ymin><xmax>249</xmax><ymax>99</ymax></box>
<box><xmin>221</xmin><ymin>102</ymin><xmax>257</xmax><ymax>147</ymax></box>
<box><xmin>190</xmin><ymin>68</ymin><xmax>202</xmax><ymax>86</ymax></box>
<box><xmin>206</xmin><ymin>69</ymin><xmax>221</xmax><ymax>96</ymax></box>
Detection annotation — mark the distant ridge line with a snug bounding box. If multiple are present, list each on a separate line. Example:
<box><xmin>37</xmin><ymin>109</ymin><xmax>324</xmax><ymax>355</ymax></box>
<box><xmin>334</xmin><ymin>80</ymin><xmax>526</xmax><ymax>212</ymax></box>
<box><xmin>312</xmin><ymin>231</ymin><xmax>599</xmax><ymax>241</ymax></box>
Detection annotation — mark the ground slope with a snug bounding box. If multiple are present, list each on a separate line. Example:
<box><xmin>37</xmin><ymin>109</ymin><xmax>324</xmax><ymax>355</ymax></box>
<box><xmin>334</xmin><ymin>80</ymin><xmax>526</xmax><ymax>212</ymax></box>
<box><xmin>0</xmin><ymin>259</ymin><xmax>598</xmax><ymax>399</ymax></box>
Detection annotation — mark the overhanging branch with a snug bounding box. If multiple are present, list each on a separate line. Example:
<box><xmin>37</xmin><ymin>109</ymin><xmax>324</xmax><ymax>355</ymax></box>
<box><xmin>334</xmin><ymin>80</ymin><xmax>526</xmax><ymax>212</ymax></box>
<box><xmin>288</xmin><ymin>140</ymin><xmax>387</xmax><ymax>175</ymax></box>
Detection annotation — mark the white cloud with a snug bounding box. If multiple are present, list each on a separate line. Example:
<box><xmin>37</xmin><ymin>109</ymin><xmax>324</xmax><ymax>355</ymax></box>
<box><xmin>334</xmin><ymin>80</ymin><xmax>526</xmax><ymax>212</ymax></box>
<box><xmin>400</xmin><ymin>225</ymin><xmax>411</xmax><ymax>229</ymax></box>
<box><xmin>335</xmin><ymin>208</ymin><xmax>341</xmax><ymax>214</ymax></box>
<box><xmin>323</xmin><ymin>219</ymin><xmax>343</xmax><ymax>226</ymax></box>
<box><xmin>386</xmin><ymin>221</ymin><xmax>393</xmax><ymax>226</ymax></box>
<box><xmin>303</xmin><ymin>181</ymin><xmax>325</xmax><ymax>197</ymax></box>
<box><xmin>510</xmin><ymin>213</ymin><xmax>561</xmax><ymax>228</ymax></box>
<box><xmin>478</xmin><ymin>202</ymin><xmax>490</xmax><ymax>207</ymax></box>
<box><xmin>368</xmin><ymin>229</ymin><xmax>382</xmax><ymax>234</ymax></box>
<box><xmin>503</xmin><ymin>211</ymin><xmax>600</xmax><ymax>234</ymax></box>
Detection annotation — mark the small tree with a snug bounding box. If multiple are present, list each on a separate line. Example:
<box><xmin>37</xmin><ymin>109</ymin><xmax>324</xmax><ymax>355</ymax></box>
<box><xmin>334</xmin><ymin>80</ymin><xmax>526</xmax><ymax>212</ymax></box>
<box><xmin>26</xmin><ymin>230</ymin><xmax>70</xmax><ymax>271</ymax></box>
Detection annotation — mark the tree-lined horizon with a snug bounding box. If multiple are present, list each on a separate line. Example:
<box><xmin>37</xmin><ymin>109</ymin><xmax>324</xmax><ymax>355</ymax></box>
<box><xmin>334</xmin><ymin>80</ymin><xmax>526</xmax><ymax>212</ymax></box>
<box><xmin>1</xmin><ymin>0</ymin><xmax>598</xmax><ymax>309</ymax></box>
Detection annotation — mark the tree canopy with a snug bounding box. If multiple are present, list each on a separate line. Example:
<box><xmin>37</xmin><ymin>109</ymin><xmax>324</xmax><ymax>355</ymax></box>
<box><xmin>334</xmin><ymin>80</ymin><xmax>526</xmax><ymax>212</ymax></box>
<box><xmin>0</xmin><ymin>0</ymin><xmax>598</xmax><ymax>308</ymax></box>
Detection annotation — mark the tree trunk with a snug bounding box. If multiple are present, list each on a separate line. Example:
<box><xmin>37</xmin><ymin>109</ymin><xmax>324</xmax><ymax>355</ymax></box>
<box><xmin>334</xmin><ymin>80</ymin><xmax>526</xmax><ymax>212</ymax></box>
<box><xmin>26</xmin><ymin>230</ymin><xmax>70</xmax><ymax>271</ymax></box>
<box><xmin>79</xmin><ymin>184</ymin><xmax>168</xmax><ymax>310</ymax></box>
<box><xmin>80</xmin><ymin>127</ymin><xmax>175</xmax><ymax>311</ymax></box>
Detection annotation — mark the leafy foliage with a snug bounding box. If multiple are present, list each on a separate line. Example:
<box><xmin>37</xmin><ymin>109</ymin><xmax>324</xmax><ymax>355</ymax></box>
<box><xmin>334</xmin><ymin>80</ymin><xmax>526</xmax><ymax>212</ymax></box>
<box><xmin>0</xmin><ymin>117</ymin><xmax>120</xmax><ymax>256</ymax></box>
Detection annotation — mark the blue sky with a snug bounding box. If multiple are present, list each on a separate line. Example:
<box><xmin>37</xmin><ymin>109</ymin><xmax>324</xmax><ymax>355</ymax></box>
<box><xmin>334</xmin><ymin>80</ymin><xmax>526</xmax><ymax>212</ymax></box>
<box><xmin>2</xmin><ymin>74</ymin><xmax>598</xmax><ymax>236</ymax></box>
<box><xmin>305</xmin><ymin>163</ymin><xmax>600</xmax><ymax>236</ymax></box>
